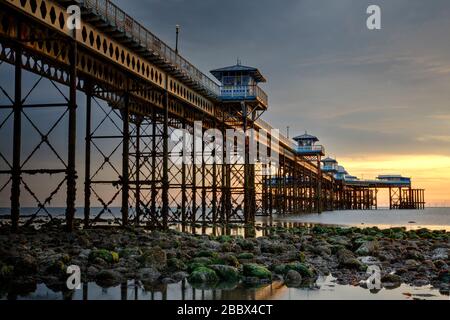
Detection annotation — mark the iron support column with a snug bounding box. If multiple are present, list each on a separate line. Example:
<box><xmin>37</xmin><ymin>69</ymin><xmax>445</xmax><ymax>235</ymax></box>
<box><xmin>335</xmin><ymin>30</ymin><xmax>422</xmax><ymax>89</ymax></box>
<box><xmin>11</xmin><ymin>25</ymin><xmax>22</xmax><ymax>232</ymax></box>
<box><xmin>121</xmin><ymin>93</ymin><xmax>130</xmax><ymax>226</ymax></box>
<box><xmin>66</xmin><ymin>39</ymin><xmax>77</xmax><ymax>232</ymax></box>
<box><xmin>212</xmin><ymin>121</ymin><xmax>218</xmax><ymax>223</ymax></box>
<box><xmin>135</xmin><ymin>118</ymin><xmax>141</xmax><ymax>226</ymax></box>
<box><xmin>192</xmin><ymin>120</ymin><xmax>197</xmax><ymax>225</ymax></box>
<box><xmin>162</xmin><ymin>87</ymin><xmax>169</xmax><ymax>229</ymax></box>
<box><xmin>150</xmin><ymin>107</ymin><xmax>157</xmax><ymax>223</ymax></box>
<box><xmin>316</xmin><ymin>158</ymin><xmax>322</xmax><ymax>213</ymax></box>
<box><xmin>181</xmin><ymin>120</ymin><xmax>187</xmax><ymax>225</ymax></box>
<box><xmin>83</xmin><ymin>83</ymin><xmax>92</xmax><ymax>228</ymax></box>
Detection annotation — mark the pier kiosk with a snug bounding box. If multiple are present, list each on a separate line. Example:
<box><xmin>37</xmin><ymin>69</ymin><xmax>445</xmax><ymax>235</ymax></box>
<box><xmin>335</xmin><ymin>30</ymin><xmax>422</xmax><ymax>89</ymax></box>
<box><xmin>210</xmin><ymin>62</ymin><xmax>268</xmax><ymax>223</ymax></box>
<box><xmin>293</xmin><ymin>132</ymin><xmax>325</xmax><ymax>213</ymax></box>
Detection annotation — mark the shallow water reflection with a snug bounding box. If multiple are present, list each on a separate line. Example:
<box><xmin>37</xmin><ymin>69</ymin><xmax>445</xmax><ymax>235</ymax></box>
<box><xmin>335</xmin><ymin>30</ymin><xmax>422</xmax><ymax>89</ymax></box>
<box><xmin>3</xmin><ymin>276</ymin><xmax>447</xmax><ymax>300</ymax></box>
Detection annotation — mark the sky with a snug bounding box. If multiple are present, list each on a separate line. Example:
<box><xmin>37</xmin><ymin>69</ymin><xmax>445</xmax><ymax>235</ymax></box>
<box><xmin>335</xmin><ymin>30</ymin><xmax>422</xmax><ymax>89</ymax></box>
<box><xmin>111</xmin><ymin>0</ymin><xmax>450</xmax><ymax>206</ymax></box>
<box><xmin>1</xmin><ymin>0</ymin><xmax>450</xmax><ymax>206</ymax></box>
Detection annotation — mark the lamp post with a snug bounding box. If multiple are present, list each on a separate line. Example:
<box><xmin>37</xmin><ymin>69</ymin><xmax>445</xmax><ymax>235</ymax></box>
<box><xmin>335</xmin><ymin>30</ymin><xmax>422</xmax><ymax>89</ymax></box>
<box><xmin>286</xmin><ymin>126</ymin><xmax>290</xmax><ymax>139</ymax></box>
<box><xmin>175</xmin><ymin>24</ymin><xmax>180</xmax><ymax>54</ymax></box>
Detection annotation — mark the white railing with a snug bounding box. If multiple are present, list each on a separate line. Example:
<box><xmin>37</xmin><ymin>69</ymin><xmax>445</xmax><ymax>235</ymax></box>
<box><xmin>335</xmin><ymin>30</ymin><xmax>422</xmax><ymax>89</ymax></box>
<box><xmin>322</xmin><ymin>164</ymin><xmax>338</xmax><ymax>171</ymax></box>
<box><xmin>220</xmin><ymin>85</ymin><xmax>268</xmax><ymax>106</ymax></box>
<box><xmin>295</xmin><ymin>145</ymin><xmax>325</xmax><ymax>154</ymax></box>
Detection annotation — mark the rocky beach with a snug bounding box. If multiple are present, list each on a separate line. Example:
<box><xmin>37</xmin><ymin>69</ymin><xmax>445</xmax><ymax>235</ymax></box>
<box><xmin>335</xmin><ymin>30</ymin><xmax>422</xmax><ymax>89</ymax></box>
<box><xmin>0</xmin><ymin>220</ymin><xmax>449</xmax><ymax>299</ymax></box>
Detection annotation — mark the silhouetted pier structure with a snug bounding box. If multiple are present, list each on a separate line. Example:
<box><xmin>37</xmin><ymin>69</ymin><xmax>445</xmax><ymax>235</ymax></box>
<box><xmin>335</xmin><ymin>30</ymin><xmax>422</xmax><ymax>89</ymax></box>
<box><xmin>0</xmin><ymin>0</ymin><xmax>425</xmax><ymax>232</ymax></box>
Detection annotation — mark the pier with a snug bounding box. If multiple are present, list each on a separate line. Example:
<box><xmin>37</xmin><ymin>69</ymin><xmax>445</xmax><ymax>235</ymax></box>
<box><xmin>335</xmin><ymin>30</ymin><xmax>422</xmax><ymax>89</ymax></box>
<box><xmin>0</xmin><ymin>0</ymin><xmax>425</xmax><ymax>232</ymax></box>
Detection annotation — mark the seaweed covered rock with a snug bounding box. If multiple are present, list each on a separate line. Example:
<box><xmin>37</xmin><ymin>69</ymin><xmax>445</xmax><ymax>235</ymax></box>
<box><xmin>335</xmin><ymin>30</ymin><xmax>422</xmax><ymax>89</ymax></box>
<box><xmin>0</xmin><ymin>263</ymin><xmax>14</xmax><ymax>281</ymax></box>
<box><xmin>188</xmin><ymin>267</ymin><xmax>219</xmax><ymax>284</ymax></box>
<box><xmin>355</xmin><ymin>241</ymin><xmax>379</xmax><ymax>256</ymax></box>
<box><xmin>167</xmin><ymin>258</ymin><xmax>187</xmax><ymax>272</ymax></box>
<box><xmin>243</xmin><ymin>263</ymin><xmax>272</xmax><ymax>280</ymax></box>
<box><xmin>259</xmin><ymin>239</ymin><xmax>287</xmax><ymax>254</ymax></box>
<box><xmin>95</xmin><ymin>270</ymin><xmax>122</xmax><ymax>287</ymax></box>
<box><xmin>89</xmin><ymin>249</ymin><xmax>119</xmax><ymax>264</ymax></box>
<box><xmin>237</xmin><ymin>252</ymin><xmax>254</xmax><ymax>260</ymax></box>
<box><xmin>209</xmin><ymin>265</ymin><xmax>240</xmax><ymax>282</ymax></box>
<box><xmin>138</xmin><ymin>246</ymin><xmax>166</xmax><ymax>269</ymax></box>
<box><xmin>337</xmin><ymin>248</ymin><xmax>364</xmax><ymax>270</ymax></box>
<box><xmin>273</xmin><ymin>262</ymin><xmax>314</xmax><ymax>278</ymax></box>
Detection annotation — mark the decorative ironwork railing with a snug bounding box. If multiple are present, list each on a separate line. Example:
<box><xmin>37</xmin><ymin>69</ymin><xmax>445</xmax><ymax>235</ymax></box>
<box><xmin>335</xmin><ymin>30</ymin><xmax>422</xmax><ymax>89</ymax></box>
<box><xmin>81</xmin><ymin>0</ymin><xmax>221</xmax><ymax>97</ymax></box>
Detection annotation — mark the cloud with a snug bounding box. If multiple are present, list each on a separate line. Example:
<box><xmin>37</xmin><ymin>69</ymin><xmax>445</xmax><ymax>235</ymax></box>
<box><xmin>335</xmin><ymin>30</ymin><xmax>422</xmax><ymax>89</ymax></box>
<box><xmin>416</xmin><ymin>135</ymin><xmax>450</xmax><ymax>143</ymax></box>
<box><xmin>3</xmin><ymin>0</ymin><xmax>450</xmax><ymax>205</ymax></box>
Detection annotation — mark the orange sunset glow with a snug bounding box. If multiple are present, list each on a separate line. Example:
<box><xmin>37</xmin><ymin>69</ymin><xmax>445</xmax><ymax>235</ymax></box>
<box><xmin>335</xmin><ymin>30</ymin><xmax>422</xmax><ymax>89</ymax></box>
<box><xmin>339</xmin><ymin>154</ymin><xmax>450</xmax><ymax>206</ymax></box>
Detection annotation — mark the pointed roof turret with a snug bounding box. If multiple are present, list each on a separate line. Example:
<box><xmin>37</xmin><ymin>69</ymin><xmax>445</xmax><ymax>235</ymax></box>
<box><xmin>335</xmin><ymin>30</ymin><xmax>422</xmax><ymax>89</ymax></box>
<box><xmin>293</xmin><ymin>131</ymin><xmax>319</xmax><ymax>143</ymax></box>
<box><xmin>210</xmin><ymin>63</ymin><xmax>267</xmax><ymax>83</ymax></box>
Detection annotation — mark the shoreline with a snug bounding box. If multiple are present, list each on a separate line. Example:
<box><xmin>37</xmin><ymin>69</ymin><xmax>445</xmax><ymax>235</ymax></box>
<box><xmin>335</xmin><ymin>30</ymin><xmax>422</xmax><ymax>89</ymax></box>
<box><xmin>0</xmin><ymin>221</ymin><xmax>449</xmax><ymax>299</ymax></box>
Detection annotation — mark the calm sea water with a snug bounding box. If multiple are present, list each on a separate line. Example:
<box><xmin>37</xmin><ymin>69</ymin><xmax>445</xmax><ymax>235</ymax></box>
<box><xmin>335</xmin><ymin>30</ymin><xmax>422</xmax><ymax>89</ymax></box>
<box><xmin>1</xmin><ymin>207</ymin><xmax>449</xmax><ymax>231</ymax></box>
<box><xmin>258</xmin><ymin>207</ymin><xmax>450</xmax><ymax>231</ymax></box>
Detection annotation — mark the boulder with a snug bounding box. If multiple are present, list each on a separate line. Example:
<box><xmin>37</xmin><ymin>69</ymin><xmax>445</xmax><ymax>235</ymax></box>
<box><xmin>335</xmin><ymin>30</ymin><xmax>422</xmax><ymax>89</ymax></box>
<box><xmin>172</xmin><ymin>271</ymin><xmax>189</xmax><ymax>282</ymax></box>
<box><xmin>431</xmin><ymin>248</ymin><xmax>448</xmax><ymax>261</ymax></box>
<box><xmin>188</xmin><ymin>267</ymin><xmax>219</xmax><ymax>284</ymax></box>
<box><xmin>433</xmin><ymin>260</ymin><xmax>448</xmax><ymax>269</ymax></box>
<box><xmin>13</xmin><ymin>254</ymin><xmax>37</xmax><ymax>275</ymax></box>
<box><xmin>44</xmin><ymin>260</ymin><xmax>66</xmax><ymax>278</ymax></box>
<box><xmin>204</xmin><ymin>240</ymin><xmax>222</xmax><ymax>251</ymax></box>
<box><xmin>355</xmin><ymin>241</ymin><xmax>378</xmax><ymax>256</ymax></box>
<box><xmin>237</xmin><ymin>252</ymin><xmax>254</xmax><ymax>260</ymax></box>
<box><xmin>357</xmin><ymin>256</ymin><xmax>381</xmax><ymax>266</ymax></box>
<box><xmin>237</xmin><ymin>238</ymin><xmax>255</xmax><ymax>251</ymax></box>
<box><xmin>195</xmin><ymin>250</ymin><xmax>217</xmax><ymax>258</ymax></box>
<box><xmin>273</xmin><ymin>262</ymin><xmax>314</xmax><ymax>278</ymax></box>
<box><xmin>328</xmin><ymin>236</ymin><xmax>351</xmax><ymax>247</ymax></box>
<box><xmin>381</xmin><ymin>273</ymin><xmax>402</xmax><ymax>289</ymax></box>
<box><xmin>337</xmin><ymin>248</ymin><xmax>364</xmax><ymax>270</ymax></box>
<box><xmin>209</xmin><ymin>265</ymin><xmax>240</xmax><ymax>282</ymax></box>
<box><xmin>160</xmin><ymin>277</ymin><xmax>176</xmax><ymax>284</ymax></box>
<box><xmin>87</xmin><ymin>266</ymin><xmax>98</xmax><ymax>277</ymax></box>
<box><xmin>285</xmin><ymin>270</ymin><xmax>302</xmax><ymax>287</ymax></box>
<box><xmin>404</xmin><ymin>249</ymin><xmax>424</xmax><ymax>261</ymax></box>
<box><xmin>95</xmin><ymin>270</ymin><xmax>122</xmax><ymax>287</ymax></box>
<box><xmin>243</xmin><ymin>263</ymin><xmax>272</xmax><ymax>280</ymax></box>
<box><xmin>139</xmin><ymin>246</ymin><xmax>167</xmax><ymax>270</ymax></box>
<box><xmin>404</xmin><ymin>259</ymin><xmax>420</xmax><ymax>269</ymax></box>
<box><xmin>221</xmin><ymin>253</ymin><xmax>240</xmax><ymax>268</ymax></box>
<box><xmin>78</xmin><ymin>249</ymin><xmax>91</xmax><ymax>260</ymax></box>
<box><xmin>308</xmin><ymin>244</ymin><xmax>332</xmax><ymax>257</ymax></box>
<box><xmin>167</xmin><ymin>258</ymin><xmax>187</xmax><ymax>271</ymax></box>
<box><xmin>138</xmin><ymin>267</ymin><xmax>160</xmax><ymax>283</ymax></box>
<box><xmin>260</xmin><ymin>239</ymin><xmax>287</xmax><ymax>254</ymax></box>
<box><xmin>0</xmin><ymin>263</ymin><xmax>14</xmax><ymax>281</ymax></box>
<box><xmin>89</xmin><ymin>249</ymin><xmax>119</xmax><ymax>264</ymax></box>
<box><xmin>437</xmin><ymin>270</ymin><xmax>450</xmax><ymax>283</ymax></box>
